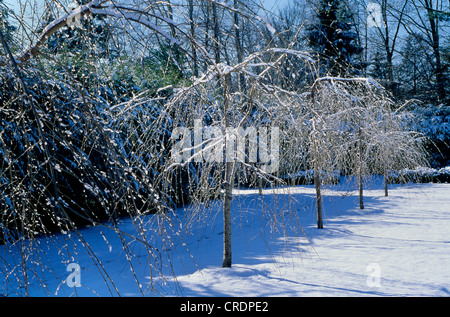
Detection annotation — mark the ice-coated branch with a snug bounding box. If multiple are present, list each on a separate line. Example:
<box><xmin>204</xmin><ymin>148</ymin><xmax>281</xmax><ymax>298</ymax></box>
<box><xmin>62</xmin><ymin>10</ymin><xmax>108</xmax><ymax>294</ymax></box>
<box><xmin>310</xmin><ymin>76</ymin><xmax>384</xmax><ymax>101</ymax></box>
<box><xmin>8</xmin><ymin>0</ymin><xmax>106</xmax><ymax>65</ymax></box>
<box><xmin>90</xmin><ymin>6</ymin><xmax>181</xmax><ymax>46</ymax></box>
<box><xmin>2</xmin><ymin>0</ymin><xmax>181</xmax><ymax>65</ymax></box>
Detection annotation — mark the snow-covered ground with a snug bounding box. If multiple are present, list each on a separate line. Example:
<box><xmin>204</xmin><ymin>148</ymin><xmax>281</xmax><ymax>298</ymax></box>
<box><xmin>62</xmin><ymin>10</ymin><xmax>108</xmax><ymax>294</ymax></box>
<box><xmin>2</xmin><ymin>177</ymin><xmax>449</xmax><ymax>297</ymax></box>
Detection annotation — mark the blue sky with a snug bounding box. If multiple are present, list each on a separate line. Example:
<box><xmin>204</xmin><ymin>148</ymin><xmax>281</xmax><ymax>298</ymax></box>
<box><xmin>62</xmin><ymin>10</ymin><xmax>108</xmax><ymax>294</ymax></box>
<box><xmin>3</xmin><ymin>0</ymin><xmax>288</xmax><ymax>31</ymax></box>
<box><xmin>262</xmin><ymin>0</ymin><xmax>287</xmax><ymax>11</ymax></box>
<box><xmin>5</xmin><ymin>0</ymin><xmax>288</xmax><ymax>14</ymax></box>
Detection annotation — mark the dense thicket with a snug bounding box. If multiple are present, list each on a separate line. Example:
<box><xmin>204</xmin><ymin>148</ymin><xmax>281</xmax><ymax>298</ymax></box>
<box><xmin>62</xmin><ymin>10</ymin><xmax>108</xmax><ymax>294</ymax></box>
<box><xmin>0</xmin><ymin>68</ymin><xmax>179</xmax><ymax>243</ymax></box>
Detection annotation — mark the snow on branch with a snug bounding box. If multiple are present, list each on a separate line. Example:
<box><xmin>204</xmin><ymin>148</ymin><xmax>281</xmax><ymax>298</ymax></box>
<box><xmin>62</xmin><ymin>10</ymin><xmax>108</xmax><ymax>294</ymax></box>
<box><xmin>90</xmin><ymin>6</ymin><xmax>181</xmax><ymax>46</ymax></box>
<box><xmin>3</xmin><ymin>0</ymin><xmax>180</xmax><ymax>65</ymax></box>
<box><xmin>311</xmin><ymin>76</ymin><xmax>385</xmax><ymax>101</ymax></box>
<box><xmin>187</xmin><ymin>47</ymin><xmax>314</xmax><ymax>84</ymax></box>
<box><xmin>9</xmin><ymin>0</ymin><xmax>105</xmax><ymax>65</ymax></box>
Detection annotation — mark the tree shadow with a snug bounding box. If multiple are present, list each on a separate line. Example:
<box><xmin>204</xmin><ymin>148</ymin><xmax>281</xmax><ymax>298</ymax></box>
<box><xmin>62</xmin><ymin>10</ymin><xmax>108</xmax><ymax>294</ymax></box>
<box><xmin>158</xmin><ymin>177</ymin><xmax>405</xmax><ymax>296</ymax></box>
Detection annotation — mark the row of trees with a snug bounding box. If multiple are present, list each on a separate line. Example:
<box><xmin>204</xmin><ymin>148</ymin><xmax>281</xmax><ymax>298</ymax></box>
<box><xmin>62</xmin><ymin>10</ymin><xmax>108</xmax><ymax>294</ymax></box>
<box><xmin>3</xmin><ymin>0</ymin><xmax>447</xmax><ymax>102</ymax></box>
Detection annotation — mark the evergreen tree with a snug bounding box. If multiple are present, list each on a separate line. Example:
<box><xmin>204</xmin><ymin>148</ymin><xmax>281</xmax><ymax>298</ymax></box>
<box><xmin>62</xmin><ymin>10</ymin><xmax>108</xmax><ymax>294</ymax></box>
<box><xmin>369</xmin><ymin>50</ymin><xmax>387</xmax><ymax>83</ymax></box>
<box><xmin>398</xmin><ymin>33</ymin><xmax>436</xmax><ymax>98</ymax></box>
<box><xmin>307</xmin><ymin>0</ymin><xmax>363</xmax><ymax>76</ymax></box>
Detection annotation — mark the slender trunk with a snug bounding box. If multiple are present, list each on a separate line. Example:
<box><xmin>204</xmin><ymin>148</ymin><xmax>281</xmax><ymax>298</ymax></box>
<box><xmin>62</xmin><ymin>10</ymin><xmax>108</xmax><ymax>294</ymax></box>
<box><xmin>203</xmin><ymin>0</ymin><xmax>211</xmax><ymax>72</ymax></box>
<box><xmin>359</xmin><ymin>168</ymin><xmax>364</xmax><ymax>209</ymax></box>
<box><xmin>223</xmin><ymin>160</ymin><xmax>233</xmax><ymax>268</ymax></box>
<box><xmin>167</xmin><ymin>0</ymin><xmax>176</xmax><ymax>38</ymax></box>
<box><xmin>386</xmin><ymin>52</ymin><xmax>394</xmax><ymax>91</ymax></box>
<box><xmin>384</xmin><ymin>168</ymin><xmax>389</xmax><ymax>197</ymax></box>
<box><xmin>233</xmin><ymin>0</ymin><xmax>245</xmax><ymax>91</ymax></box>
<box><xmin>314</xmin><ymin>165</ymin><xmax>323</xmax><ymax>229</ymax></box>
<box><xmin>358</xmin><ymin>125</ymin><xmax>364</xmax><ymax>209</ymax></box>
<box><xmin>364</xmin><ymin>16</ymin><xmax>368</xmax><ymax>77</ymax></box>
<box><xmin>222</xmin><ymin>73</ymin><xmax>233</xmax><ymax>268</ymax></box>
<box><xmin>381</xmin><ymin>0</ymin><xmax>394</xmax><ymax>91</ymax></box>
<box><xmin>313</xmin><ymin>138</ymin><xmax>323</xmax><ymax>229</ymax></box>
<box><xmin>212</xmin><ymin>2</ymin><xmax>220</xmax><ymax>65</ymax></box>
<box><xmin>258</xmin><ymin>169</ymin><xmax>263</xmax><ymax>196</ymax></box>
<box><xmin>166</xmin><ymin>0</ymin><xmax>180</xmax><ymax>71</ymax></box>
<box><xmin>413</xmin><ymin>60</ymin><xmax>417</xmax><ymax>95</ymax></box>
<box><xmin>188</xmin><ymin>0</ymin><xmax>198</xmax><ymax>77</ymax></box>
<box><xmin>426</xmin><ymin>2</ymin><xmax>446</xmax><ymax>100</ymax></box>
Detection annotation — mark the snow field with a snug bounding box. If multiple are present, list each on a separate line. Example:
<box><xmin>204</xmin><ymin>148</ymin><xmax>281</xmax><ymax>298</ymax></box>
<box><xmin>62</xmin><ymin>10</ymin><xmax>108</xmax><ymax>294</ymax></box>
<box><xmin>169</xmin><ymin>180</ymin><xmax>450</xmax><ymax>296</ymax></box>
<box><xmin>1</xmin><ymin>177</ymin><xmax>449</xmax><ymax>297</ymax></box>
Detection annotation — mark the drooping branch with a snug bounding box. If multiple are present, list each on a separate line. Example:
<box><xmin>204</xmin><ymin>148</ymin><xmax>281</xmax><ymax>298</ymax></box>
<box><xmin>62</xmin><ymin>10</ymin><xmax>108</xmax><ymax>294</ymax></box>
<box><xmin>89</xmin><ymin>6</ymin><xmax>181</xmax><ymax>46</ymax></box>
<box><xmin>310</xmin><ymin>76</ymin><xmax>384</xmax><ymax>101</ymax></box>
<box><xmin>2</xmin><ymin>0</ymin><xmax>182</xmax><ymax>66</ymax></box>
<box><xmin>9</xmin><ymin>0</ymin><xmax>105</xmax><ymax>65</ymax></box>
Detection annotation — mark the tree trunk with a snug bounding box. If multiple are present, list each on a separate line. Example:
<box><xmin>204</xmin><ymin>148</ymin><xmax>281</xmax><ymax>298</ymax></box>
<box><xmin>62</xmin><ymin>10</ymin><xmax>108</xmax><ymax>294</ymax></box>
<box><xmin>222</xmin><ymin>74</ymin><xmax>233</xmax><ymax>268</ymax></box>
<box><xmin>188</xmin><ymin>0</ymin><xmax>198</xmax><ymax>77</ymax></box>
<box><xmin>204</xmin><ymin>0</ymin><xmax>211</xmax><ymax>71</ymax></box>
<box><xmin>223</xmin><ymin>160</ymin><xmax>233</xmax><ymax>268</ymax></box>
<box><xmin>384</xmin><ymin>168</ymin><xmax>388</xmax><ymax>197</ymax></box>
<box><xmin>380</xmin><ymin>0</ymin><xmax>408</xmax><ymax>93</ymax></box>
<box><xmin>386</xmin><ymin>52</ymin><xmax>394</xmax><ymax>91</ymax></box>
<box><xmin>167</xmin><ymin>0</ymin><xmax>176</xmax><ymax>38</ymax></box>
<box><xmin>359</xmin><ymin>168</ymin><xmax>364</xmax><ymax>209</ymax></box>
<box><xmin>425</xmin><ymin>1</ymin><xmax>446</xmax><ymax>101</ymax></box>
<box><xmin>358</xmin><ymin>125</ymin><xmax>364</xmax><ymax>209</ymax></box>
<box><xmin>212</xmin><ymin>2</ymin><xmax>220</xmax><ymax>65</ymax></box>
<box><xmin>313</xmin><ymin>137</ymin><xmax>323</xmax><ymax>229</ymax></box>
<box><xmin>314</xmin><ymin>165</ymin><xmax>323</xmax><ymax>229</ymax></box>
<box><xmin>256</xmin><ymin>162</ymin><xmax>263</xmax><ymax>195</ymax></box>
<box><xmin>381</xmin><ymin>0</ymin><xmax>394</xmax><ymax>91</ymax></box>
<box><xmin>233</xmin><ymin>0</ymin><xmax>245</xmax><ymax>91</ymax></box>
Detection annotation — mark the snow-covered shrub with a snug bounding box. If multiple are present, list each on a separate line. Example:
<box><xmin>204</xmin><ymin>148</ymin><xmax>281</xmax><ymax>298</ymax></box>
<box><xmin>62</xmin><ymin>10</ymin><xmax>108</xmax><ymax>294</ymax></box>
<box><xmin>411</xmin><ymin>104</ymin><xmax>450</xmax><ymax>142</ymax></box>
<box><xmin>406</xmin><ymin>102</ymin><xmax>450</xmax><ymax>167</ymax></box>
<box><xmin>105</xmin><ymin>92</ymin><xmax>199</xmax><ymax>208</ymax></box>
<box><xmin>0</xmin><ymin>68</ymin><xmax>171</xmax><ymax>244</ymax></box>
<box><xmin>387</xmin><ymin>166</ymin><xmax>450</xmax><ymax>183</ymax></box>
<box><xmin>0</xmin><ymin>66</ymin><xmax>198</xmax><ymax>296</ymax></box>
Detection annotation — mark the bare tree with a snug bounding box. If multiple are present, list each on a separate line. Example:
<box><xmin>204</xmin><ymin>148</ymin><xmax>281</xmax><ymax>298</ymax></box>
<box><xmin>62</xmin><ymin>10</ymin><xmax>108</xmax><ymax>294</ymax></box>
<box><xmin>1</xmin><ymin>0</ymin><xmax>289</xmax><ymax>294</ymax></box>
<box><xmin>307</xmin><ymin>76</ymin><xmax>427</xmax><ymax>212</ymax></box>
<box><xmin>402</xmin><ymin>0</ymin><xmax>448</xmax><ymax>101</ymax></box>
<box><xmin>162</xmin><ymin>47</ymin><xmax>314</xmax><ymax>267</ymax></box>
<box><xmin>363</xmin><ymin>0</ymin><xmax>410</xmax><ymax>92</ymax></box>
